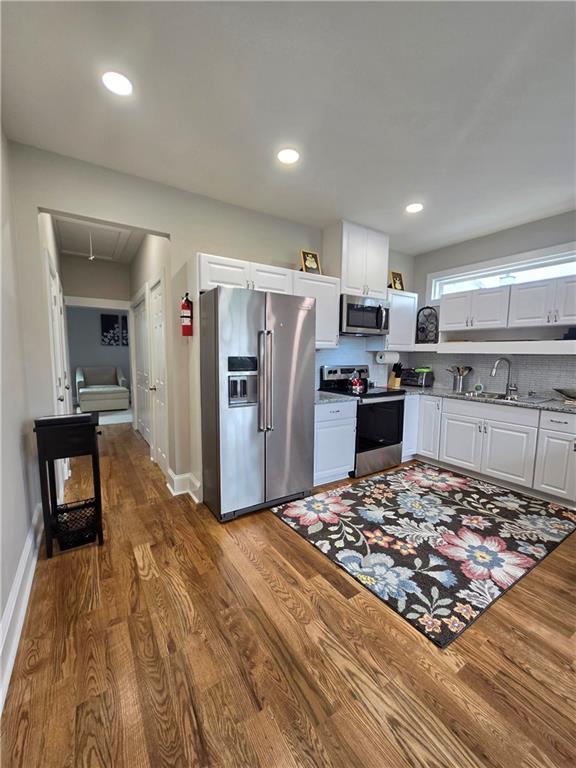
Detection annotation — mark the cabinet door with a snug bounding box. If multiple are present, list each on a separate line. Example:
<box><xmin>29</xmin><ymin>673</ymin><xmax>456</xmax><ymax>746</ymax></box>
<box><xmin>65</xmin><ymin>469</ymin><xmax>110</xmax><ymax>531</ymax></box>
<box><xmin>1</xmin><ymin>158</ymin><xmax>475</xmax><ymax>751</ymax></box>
<box><xmin>470</xmin><ymin>286</ymin><xmax>510</xmax><ymax>329</ymax></box>
<box><xmin>314</xmin><ymin>417</ymin><xmax>357</xmax><ymax>486</ymax></box>
<box><xmin>365</xmin><ymin>228</ymin><xmax>389</xmax><ymax>299</ymax></box>
<box><xmin>402</xmin><ymin>395</ymin><xmax>420</xmax><ymax>460</ymax></box>
<box><xmin>554</xmin><ymin>275</ymin><xmax>576</xmax><ymax>324</ymax></box>
<box><xmin>481</xmin><ymin>420</ymin><xmax>537</xmax><ymax>487</ymax></box>
<box><xmin>293</xmin><ymin>273</ymin><xmax>340</xmax><ymax>348</ymax></box>
<box><xmin>417</xmin><ymin>397</ymin><xmax>442</xmax><ymax>459</ymax></box>
<box><xmin>388</xmin><ymin>290</ymin><xmax>417</xmax><ymax>348</ymax></box>
<box><xmin>199</xmin><ymin>253</ymin><xmax>251</xmax><ymax>291</ymax></box>
<box><xmin>439</xmin><ymin>291</ymin><xmax>471</xmax><ymax>331</ymax></box>
<box><xmin>508</xmin><ymin>279</ymin><xmax>556</xmax><ymax>327</ymax></box>
<box><xmin>341</xmin><ymin>221</ymin><xmax>367</xmax><ymax>296</ymax></box>
<box><xmin>439</xmin><ymin>413</ymin><xmax>483</xmax><ymax>471</ymax></box>
<box><xmin>533</xmin><ymin>429</ymin><xmax>576</xmax><ymax>501</ymax></box>
<box><xmin>250</xmin><ymin>263</ymin><xmax>293</xmax><ymax>294</ymax></box>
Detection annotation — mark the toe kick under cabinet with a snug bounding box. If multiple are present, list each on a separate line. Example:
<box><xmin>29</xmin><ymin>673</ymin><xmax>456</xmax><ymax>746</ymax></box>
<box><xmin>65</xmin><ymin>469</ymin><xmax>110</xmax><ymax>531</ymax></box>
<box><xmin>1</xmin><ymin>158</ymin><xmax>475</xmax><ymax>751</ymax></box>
<box><xmin>439</xmin><ymin>399</ymin><xmax>539</xmax><ymax>488</ymax></box>
<box><xmin>314</xmin><ymin>400</ymin><xmax>357</xmax><ymax>486</ymax></box>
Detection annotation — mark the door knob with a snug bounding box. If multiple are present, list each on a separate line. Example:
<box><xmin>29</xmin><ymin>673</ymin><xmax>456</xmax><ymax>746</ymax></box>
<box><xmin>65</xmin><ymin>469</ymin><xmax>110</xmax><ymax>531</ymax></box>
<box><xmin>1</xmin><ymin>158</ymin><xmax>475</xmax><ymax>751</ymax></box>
<box><xmin>149</xmin><ymin>386</ymin><xmax>157</xmax><ymax>391</ymax></box>
<box><xmin>58</xmin><ymin>395</ymin><xmax>65</xmax><ymax>402</ymax></box>
<box><xmin>64</xmin><ymin>384</ymin><xmax>71</xmax><ymax>390</ymax></box>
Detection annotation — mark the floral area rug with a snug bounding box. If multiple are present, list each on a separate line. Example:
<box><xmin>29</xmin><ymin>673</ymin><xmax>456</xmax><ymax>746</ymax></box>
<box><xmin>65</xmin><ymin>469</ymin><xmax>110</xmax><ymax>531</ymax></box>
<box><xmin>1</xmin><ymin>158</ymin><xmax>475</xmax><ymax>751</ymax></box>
<box><xmin>272</xmin><ymin>462</ymin><xmax>575</xmax><ymax>648</ymax></box>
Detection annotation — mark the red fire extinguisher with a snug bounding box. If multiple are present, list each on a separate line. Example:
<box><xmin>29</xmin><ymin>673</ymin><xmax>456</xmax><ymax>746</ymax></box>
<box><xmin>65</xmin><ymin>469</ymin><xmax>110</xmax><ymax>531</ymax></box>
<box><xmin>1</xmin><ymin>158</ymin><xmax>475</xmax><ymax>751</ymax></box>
<box><xmin>181</xmin><ymin>292</ymin><xmax>193</xmax><ymax>336</ymax></box>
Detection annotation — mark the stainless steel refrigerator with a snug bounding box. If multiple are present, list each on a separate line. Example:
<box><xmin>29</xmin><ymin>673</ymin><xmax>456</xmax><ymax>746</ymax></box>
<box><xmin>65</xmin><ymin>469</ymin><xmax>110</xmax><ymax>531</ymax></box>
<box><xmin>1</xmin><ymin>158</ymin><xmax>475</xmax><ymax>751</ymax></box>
<box><xmin>200</xmin><ymin>286</ymin><xmax>316</xmax><ymax>521</ymax></box>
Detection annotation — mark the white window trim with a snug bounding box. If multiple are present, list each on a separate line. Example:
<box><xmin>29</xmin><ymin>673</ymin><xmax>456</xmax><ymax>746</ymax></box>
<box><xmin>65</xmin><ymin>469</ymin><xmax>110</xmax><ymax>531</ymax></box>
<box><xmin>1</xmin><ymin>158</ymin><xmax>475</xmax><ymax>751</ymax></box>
<box><xmin>426</xmin><ymin>241</ymin><xmax>576</xmax><ymax>302</ymax></box>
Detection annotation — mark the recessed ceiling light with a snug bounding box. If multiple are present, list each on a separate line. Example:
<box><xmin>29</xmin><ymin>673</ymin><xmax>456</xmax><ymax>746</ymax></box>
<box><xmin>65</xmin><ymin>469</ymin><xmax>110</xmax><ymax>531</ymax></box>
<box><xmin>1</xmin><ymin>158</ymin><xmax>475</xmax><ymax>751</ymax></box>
<box><xmin>405</xmin><ymin>202</ymin><xmax>424</xmax><ymax>214</ymax></box>
<box><xmin>102</xmin><ymin>71</ymin><xmax>133</xmax><ymax>96</ymax></box>
<box><xmin>277</xmin><ymin>148</ymin><xmax>300</xmax><ymax>165</ymax></box>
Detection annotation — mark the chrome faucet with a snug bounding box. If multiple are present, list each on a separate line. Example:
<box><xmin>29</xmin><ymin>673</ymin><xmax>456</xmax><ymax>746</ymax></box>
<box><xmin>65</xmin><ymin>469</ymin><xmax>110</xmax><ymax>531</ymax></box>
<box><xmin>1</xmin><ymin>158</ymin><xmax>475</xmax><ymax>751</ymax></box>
<box><xmin>490</xmin><ymin>357</ymin><xmax>517</xmax><ymax>399</ymax></box>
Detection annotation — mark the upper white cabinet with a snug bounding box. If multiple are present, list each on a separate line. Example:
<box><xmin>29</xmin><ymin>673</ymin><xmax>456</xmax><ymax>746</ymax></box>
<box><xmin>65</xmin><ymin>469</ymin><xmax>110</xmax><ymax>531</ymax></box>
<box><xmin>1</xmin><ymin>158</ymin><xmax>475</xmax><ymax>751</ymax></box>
<box><xmin>508</xmin><ymin>276</ymin><xmax>576</xmax><ymax>327</ymax></box>
<box><xmin>439</xmin><ymin>286</ymin><xmax>510</xmax><ymax>331</ymax></box>
<box><xmin>417</xmin><ymin>396</ymin><xmax>442</xmax><ymax>459</ymax></box>
<box><xmin>199</xmin><ymin>252</ymin><xmax>251</xmax><ymax>291</ymax></box>
<box><xmin>387</xmin><ymin>290</ymin><xmax>418</xmax><ymax>349</ymax></box>
<box><xmin>249</xmin><ymin>263</ymin><xmax>293</xmax><ymax>294</ymax></box>
<box><xmin>293</xmin><ymin>272</ymin><xmax>340</xmax><ymax>348</ymax></box>
<box><xmin>325</xmin><ymin>220</ymin><xmax>389</xmax><ymax>299</ymax></box>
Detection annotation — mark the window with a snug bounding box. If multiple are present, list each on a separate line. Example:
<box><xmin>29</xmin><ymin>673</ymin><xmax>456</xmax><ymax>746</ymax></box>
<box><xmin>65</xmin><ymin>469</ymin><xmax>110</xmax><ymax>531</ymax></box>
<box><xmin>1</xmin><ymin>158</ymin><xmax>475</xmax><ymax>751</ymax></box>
<box><xmin>428</xmin><ymin>244</ymin><xmax>576</xmax><ymax>301</ymax></box>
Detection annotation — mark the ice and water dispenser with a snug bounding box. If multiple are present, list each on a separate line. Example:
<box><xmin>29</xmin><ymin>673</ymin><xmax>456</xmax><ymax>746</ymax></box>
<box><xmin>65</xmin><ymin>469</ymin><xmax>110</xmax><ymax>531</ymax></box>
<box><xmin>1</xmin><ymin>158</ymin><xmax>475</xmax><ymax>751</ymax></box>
<box><xmin>228</xmin><ymin>356</ymin><xmax>258</xmax><ymax>406</ymax></box>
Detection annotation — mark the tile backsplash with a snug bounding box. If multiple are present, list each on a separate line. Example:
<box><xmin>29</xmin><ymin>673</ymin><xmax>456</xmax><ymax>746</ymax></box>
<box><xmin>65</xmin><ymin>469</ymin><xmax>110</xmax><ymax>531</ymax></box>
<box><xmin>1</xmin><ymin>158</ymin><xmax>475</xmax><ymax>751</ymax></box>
<box><xmin>399</xmin><ymin>352</ymin><xmax>576</xmax><ymax>395</ymax></box>
<box><xmin>315</xmin><ymin>337</ymin><xmax>389</xmax><ymax>387</ymax></box>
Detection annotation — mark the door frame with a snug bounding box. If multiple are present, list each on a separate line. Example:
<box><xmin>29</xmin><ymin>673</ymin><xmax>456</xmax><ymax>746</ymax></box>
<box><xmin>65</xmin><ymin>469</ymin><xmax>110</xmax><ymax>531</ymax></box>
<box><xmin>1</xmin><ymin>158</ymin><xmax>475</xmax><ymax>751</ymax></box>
<box><xmin>129</xmin><ymin>284</ymin><xmax>148</xmax><ymax>435</ymax></box>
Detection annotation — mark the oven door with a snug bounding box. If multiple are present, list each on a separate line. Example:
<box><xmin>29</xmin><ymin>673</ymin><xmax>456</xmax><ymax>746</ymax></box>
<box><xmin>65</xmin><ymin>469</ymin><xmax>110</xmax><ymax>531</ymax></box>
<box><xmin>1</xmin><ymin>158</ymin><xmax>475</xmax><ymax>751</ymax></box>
<box><xmin>354</xmin><ymin>395</ymin><xmax>404</xmax><ymax>476</ymax></box>
<box><xmin>340</xmin><ymin>294</ymin><xmax>389</xmax><ymax>336</ymax></box>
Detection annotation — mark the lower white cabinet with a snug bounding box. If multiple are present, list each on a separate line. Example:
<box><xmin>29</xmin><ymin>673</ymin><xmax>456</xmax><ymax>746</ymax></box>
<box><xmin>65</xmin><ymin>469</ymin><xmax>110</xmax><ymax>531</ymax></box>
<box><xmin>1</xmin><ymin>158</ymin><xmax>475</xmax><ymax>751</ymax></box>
<box><xmin>402</xmin><ymin>395</ymin><xmax>420</xmax><ymax>460</ymax></box>
<box><xmin>533</xmin><ymin>411</ymin><xmax>576</xmax><ymax>500</ymax></box>
<box><xmin>480</xmin><ymin>420</ymin><xmax>538</xmax><ymax>487</ymax></box>
<box><xmin>417</xmin><ymin>396</ymin><xmax>442</xmax><ymax>459</ymax></box>
<box><xmin>439</xmin><ymin>412</ymin><xmax>483</xmax><ymax>471</ymax></box>
<box><xmin>293</xmin><ymin>272</ymin><xmax>340</xmax><ymax>348</ymax></box>
<box><xmin>314</xmin><ymin>401</ymin><xmax>357</xmax><ymax>486</ymax></box>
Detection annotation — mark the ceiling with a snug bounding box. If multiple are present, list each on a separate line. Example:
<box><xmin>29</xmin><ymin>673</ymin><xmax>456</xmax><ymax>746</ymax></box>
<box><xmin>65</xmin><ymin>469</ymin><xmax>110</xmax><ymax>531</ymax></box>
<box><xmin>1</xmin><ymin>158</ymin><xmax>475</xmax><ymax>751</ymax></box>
<box><xmin>2</xmin><ymin>2</ymin><xmax>575</xmax><ymax>254</ymax></box>
<box><xmin>52</xmin><ymin>214</ymin><xmax>146</xmax><ymax>263</ymax></box>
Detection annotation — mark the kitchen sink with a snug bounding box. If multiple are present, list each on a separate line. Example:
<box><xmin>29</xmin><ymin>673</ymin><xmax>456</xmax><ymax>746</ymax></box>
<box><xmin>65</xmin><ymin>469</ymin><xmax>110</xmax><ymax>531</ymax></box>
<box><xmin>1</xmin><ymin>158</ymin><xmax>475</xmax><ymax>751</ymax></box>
<box><xmin>464</xmin><ymin>391</ymin><xmax>510</xmax><ymax>400</ymax></box>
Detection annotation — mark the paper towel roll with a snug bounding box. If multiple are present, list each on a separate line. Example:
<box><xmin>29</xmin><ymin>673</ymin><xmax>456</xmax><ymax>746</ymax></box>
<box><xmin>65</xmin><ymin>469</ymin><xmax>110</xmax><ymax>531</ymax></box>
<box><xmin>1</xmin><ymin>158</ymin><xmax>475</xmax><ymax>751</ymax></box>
<box><xmin>375</xmin><ymin>351</ymin><xmax>400</xmax><ymax>365</ymax></box>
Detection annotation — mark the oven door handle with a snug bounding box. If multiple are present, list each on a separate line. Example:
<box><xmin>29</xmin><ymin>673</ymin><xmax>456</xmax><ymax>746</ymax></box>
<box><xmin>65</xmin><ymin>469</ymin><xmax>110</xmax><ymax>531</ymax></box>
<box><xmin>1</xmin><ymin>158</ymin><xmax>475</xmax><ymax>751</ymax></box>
<box><xmin>359</xmin><ymin>395</ymin><xmax>405</xmax><ymax>404</ymax></box>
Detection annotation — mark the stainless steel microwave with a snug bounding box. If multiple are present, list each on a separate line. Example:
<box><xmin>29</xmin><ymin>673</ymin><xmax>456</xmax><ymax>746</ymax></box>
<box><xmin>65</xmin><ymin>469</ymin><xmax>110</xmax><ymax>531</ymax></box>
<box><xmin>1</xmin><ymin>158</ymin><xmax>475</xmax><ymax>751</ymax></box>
<box><xmin>340</xmin><ymin>294</ymin><xmax>390</xmax><ymax>336</ymax></box>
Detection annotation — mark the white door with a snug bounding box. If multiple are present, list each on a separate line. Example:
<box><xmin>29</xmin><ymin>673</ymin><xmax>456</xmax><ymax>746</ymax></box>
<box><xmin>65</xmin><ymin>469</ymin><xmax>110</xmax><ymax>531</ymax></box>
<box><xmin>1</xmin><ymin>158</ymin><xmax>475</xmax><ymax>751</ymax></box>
<box><xmin>508</xmin><ymin>279</ymin><xmax>556</xmax><ymax>327</ymax></box>
<box><xmin>341</xmin><ymin>221</ymin><xmax>367</xmax><ymax>296</ymax></box>
<box><xmin>198</xmin><ymin>252</ymin><xmax>251</xmax><ymax>291</ymax></box>
<box><xmin>134</xmin><ymin>298</ymin><xmax>152</xmax><ymax>444</ymax></box>
<box><xmin>481</xmin><ymin>420</ymin><xmax>537</xmax><ymax>487</ymax></box>
<box><xmin>470</xmin><ymin>286</ymin><xmax>510</xmax><ymax>329</ymax></box>
<box><xmin>250</xmin><ymin>263</ymin><xmax>293</xmax><ymax>294</ymax></box>
<box><xmin>554</xmin><ymin>275</ymin><xmax>576</xmax><ymax>324</ymax></box>
<box><xmin>150</xmin><ymin>279</ymin><xmax>168</xmax><ymax>473</ymax></box>
<box><xmin>402</xmin><ymin>395</ymin><xmax>420</xmax><ymax>460</ymax></box>
<box><xmin>533</xmin><ymin>429</ymin><xmax>576</xmax><ymax>501</ymax></box>
<box><xmin>364</xmin><ymin>228</ymin><xmax>389</xmax><ymax>299</ymax></box>
<box><xmin>292</xmin><ymin>272</ymin><xmax>340</xmax><ymax>348</ymax></box>
<box><xmin>388</xmin><ymin>290</ymin><xmax>417</xmax><ymax>348</ymax></box>
<box><xmin>417</xmin><ymin>396</ymin><xmax>442</xmax><ymax>459</ymax></box>
<box><xmin>439</xmin><ymin>291</ymin><xmax>471</xmax><ymax>331</ymax></box>
<box><xmin>439</xmin><ymin>413</ymin><xmax>483</xmax><ymax>471</ymax></box>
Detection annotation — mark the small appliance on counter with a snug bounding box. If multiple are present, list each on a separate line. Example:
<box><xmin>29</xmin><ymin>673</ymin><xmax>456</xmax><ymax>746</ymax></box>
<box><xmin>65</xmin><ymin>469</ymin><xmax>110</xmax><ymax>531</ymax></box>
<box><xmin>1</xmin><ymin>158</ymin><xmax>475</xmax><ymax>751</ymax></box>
<box><xmin>400</xmin><ymin>367</ymin><xmax>435</xmax><ymax>388</ymax></box>
<box><xmin>319</xmin><ymin>365</ymin><xmax>405</xmax><ymax>476</ymax></box>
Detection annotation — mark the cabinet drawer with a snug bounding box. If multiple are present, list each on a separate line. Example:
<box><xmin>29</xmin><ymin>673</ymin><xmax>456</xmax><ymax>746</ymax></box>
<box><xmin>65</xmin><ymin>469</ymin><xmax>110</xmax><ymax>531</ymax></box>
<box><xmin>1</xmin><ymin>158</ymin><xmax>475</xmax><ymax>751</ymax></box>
<box><xmin>539</xmin><ymin>411</ymin><xmax>576</xmax><ymax>434</ymax></box>
<box><xmin>315</xmin><ymin>401</ymin><xmax>357</xmax><ymax>423</ymax></box>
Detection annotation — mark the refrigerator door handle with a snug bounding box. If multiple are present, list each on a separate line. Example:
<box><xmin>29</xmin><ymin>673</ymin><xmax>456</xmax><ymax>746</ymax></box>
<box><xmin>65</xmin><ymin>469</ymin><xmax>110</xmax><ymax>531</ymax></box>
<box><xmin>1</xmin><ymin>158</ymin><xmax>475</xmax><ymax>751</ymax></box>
<box><xmin>266</xmin><ymin>330</ymin><xmax>274</xmax><ymax>430</ymax></box>
<box><xmin>258</xmin><ymin>330</ymin><xmax>267</xmax><ymax>431</ymax></box>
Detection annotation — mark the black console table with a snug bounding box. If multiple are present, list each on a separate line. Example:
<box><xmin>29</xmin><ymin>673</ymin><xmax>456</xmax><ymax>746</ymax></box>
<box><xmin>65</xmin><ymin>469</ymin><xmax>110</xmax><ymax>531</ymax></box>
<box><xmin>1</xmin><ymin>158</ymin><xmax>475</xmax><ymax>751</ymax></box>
<box><xmin>34</xmin><ymin>413</ymin><xmax>104</xmax><ymax>558</ymax></box>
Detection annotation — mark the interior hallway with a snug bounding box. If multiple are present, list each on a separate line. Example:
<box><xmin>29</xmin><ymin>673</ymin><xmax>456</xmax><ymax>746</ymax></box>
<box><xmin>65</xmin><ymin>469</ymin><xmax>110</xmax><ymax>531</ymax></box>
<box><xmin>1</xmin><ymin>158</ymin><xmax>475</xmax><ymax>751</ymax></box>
<box><xmin>1</xmin><ymin>425</ymin><xmax>574</xmax><ymax>768</ymax></box>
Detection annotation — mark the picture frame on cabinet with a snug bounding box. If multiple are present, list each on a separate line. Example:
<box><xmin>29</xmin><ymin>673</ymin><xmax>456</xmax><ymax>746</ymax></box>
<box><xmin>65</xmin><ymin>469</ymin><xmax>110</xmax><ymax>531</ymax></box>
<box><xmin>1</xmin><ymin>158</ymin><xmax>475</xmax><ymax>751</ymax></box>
<box><xmin>301</xmin><ymin>250</ymin><xmax>322</xmax><ymax>274</ymax></box>
<box><xmin>390</xmin><ymin>271</ymin><xmax>405</xmax><ymax>291</ymax></box>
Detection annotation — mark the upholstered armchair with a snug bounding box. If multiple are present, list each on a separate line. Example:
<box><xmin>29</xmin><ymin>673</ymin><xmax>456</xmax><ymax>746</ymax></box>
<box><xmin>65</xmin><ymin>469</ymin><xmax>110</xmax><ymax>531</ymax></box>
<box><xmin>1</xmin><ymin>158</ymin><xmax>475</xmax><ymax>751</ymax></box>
<box><xmin>76</xmin><ymin>366</ymin><xmax>130</xmax><ymax>412</ymax></box>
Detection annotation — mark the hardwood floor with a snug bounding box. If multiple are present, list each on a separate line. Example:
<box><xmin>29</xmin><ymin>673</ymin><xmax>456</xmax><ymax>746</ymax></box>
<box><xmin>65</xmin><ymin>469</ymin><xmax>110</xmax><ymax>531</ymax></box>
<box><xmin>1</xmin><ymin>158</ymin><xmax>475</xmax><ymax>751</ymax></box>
<box><xmin>2</xmin><ymin>425</ymin><xmax>575</xmax><ymax>767</ymax></box>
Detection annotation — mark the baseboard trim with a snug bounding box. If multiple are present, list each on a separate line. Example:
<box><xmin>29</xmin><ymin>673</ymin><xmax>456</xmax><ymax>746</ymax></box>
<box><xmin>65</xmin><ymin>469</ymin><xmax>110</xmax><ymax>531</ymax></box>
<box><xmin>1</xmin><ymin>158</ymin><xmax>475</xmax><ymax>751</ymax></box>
<box><xmin>166</xmin><ymin>469</ymin><xmax>192</xmax><ymax>496</ymax></box>
<box><xmin>188</xmin><ymin>472</ymin><xmax>202</xmax><ymax>504</ymax></box>
<box><xmin>0</xmin><ymin>503</ymin><xmax>43</xmax><ymax>713</ymax></box>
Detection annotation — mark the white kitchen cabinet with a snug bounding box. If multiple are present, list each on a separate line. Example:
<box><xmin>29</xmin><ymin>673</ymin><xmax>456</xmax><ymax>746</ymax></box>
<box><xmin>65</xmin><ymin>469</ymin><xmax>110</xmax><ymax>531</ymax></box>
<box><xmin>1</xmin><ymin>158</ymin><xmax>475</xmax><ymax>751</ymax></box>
<box><xmin>417</xmin><ymin>396</ymin><xmax>442</xmax><ymax>459</ymax></box>
<box><xmin>481</xmin><ymin>419</ymin><xmax>537</xmax><ymax>487</ymax></box>
<box><xmin>314</xmin><ymin>401</ymin><xmax>357</xmax><ymax>486</ymax></box>
<box><xmin>555</xmin><ymin>275</ymin><xmax>576</xmax><ymax>324</ymax></box>
<box><xmin>293</xmin><ymin>272</ymin><xmax>340</xmax><ymax>348</ymax></box>
<box><xmin>533</xmin><ymin>429</ymin><xmax>576</xmax><ymax>501</ymax></box>
<box><xmin>388</xmin><ymin>290</ymin><xmax>418</xmax><ymax>349</ymax></box>
<box><xmin>508</xmin><ymin>276</ymin><xmax>576</xmax><ymax>327</ymax></box>
<box><xmin>199</xmin><ymin>252</ymin><xmax>251</xmax><ymax>291</ymax></box>
<box><xmin>328</xmin><ymin>220</ymin><xmax>389</xmax><ymax>298</ymax></box>
<box><xmin>250</xmin><ymin>263</ymin><xmax>293</xmax><ymax>294</ymax></box>
<box><xmin>439</xmin><ymin>286</ymin><xmax>510</xmax><ymax>331</ymax></box>
<box><xmin>439</xmin><ymin>412</ymin><xmax>483</xmax><ymax>471</ymax></box>
<box><xmin>402</xmin><ymin>395</ymin><xmax>420</xmax><ymax>460</ymax></box>
<box><xmin>508</xmin><ymin>279</ymin><xmax>557</xmax><ymax>327</ymax></box>
<box><xmin>470</xmin><ymin>286</ymin><xmax>510</xmax><ymax>328</ymax></box>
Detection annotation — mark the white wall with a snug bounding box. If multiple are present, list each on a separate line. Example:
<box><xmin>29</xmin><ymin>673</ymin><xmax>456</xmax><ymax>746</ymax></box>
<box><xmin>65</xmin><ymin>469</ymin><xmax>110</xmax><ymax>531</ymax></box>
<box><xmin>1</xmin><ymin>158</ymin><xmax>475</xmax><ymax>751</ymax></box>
<box><xmin>61</xmin><ymin>254</ymin><xmax>131</xmax><ymax>301</ymax></box>
<box><xmin>389</xmin><ymin>249</ymin><xmax>415</xmax><ymax>293</ymax></box>
<box><xmin>7</xmin><ymin>141</ymin><xmax>322</xmax><ymax>485</ymax></box>
<box><xmin>413</xmin><ymin>210</ymin><xmax>576</xmax><ymax>304</ymax></box>
<box><xmin>66</xmin><ymin>308</ymin><xmax>131</xmax><ymax>399</ymax></box>
<box><xmin>130</xmin><ymin>233</ymin><xmax>170</xmax><ymax>298</ymax></box>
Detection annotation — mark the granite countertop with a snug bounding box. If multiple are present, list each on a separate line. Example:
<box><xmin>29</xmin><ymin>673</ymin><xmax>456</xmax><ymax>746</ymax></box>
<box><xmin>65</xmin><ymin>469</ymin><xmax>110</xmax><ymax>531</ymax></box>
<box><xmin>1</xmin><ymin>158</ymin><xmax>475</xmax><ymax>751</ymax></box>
<box><xmin>401</xmin><ymin>386</ymin><xmax>576</xmax><ymax>415</ymax></box>
<box><xmin>314</xmin><ymin>391</ymin><xmax>355</xmax><ymax>405</ymax></box>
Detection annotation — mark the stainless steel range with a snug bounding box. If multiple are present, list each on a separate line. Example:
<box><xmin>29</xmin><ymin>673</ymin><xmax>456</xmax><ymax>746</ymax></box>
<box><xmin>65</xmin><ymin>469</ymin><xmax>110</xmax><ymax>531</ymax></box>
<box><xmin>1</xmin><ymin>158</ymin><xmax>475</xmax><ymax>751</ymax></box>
<box><xmin>319</xmin><ymin>365</ymin><xmax>405</xmax><ymax>477</ymax></box>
